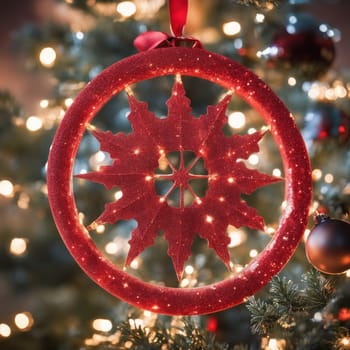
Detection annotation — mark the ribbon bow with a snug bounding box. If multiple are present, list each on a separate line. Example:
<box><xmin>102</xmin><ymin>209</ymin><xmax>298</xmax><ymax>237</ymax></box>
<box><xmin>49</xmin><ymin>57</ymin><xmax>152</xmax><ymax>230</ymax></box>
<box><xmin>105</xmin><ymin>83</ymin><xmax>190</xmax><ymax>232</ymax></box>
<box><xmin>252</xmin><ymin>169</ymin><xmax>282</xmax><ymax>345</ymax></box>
<box><xmin>134</xmin><ymin>0</ymin><xmax>202</xmax><ymax>52</ymax></box>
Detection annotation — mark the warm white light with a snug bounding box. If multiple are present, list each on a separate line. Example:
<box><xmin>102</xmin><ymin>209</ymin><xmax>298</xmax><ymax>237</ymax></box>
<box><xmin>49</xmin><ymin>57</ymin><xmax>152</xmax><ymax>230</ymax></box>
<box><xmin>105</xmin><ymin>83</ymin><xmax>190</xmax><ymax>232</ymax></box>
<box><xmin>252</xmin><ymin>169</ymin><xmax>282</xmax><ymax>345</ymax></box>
<box><xmin>0</xmin><ymin>323</ymin><xmax>11</xmax><ymax>337</ymax></box>
<box><xmin>312</xmin><ymin>169</ymin><xmax>323</xmax><ymax>181</ymax></box>
<box><xmin>105</xmin><ymin>242</ymin><xmax>118</xmax><ymax>255</ymax></box>
<box><xmin>116</xmin><ymin>1</ymin><xmax>136</xmax><ymax>17</ymax></box>
<box><xmin>10</xmin><ymin>238</ymin><xmax>28</xmax><ymax>256</ymax></box>
<box><xmin>248</xmin><ymin>154</ymin><xmax>259</xmax><ymax>166</ymax></box>
<box><xmin>268</xmin><ymin>338</ymin><xmax>278</xmax><ymax>350</ymax></box>
<box><xmin>40</xmin><ymin>99</ymin><xmax>49</xmax><ymax>108</ymax></box>
<box><xmin>249</xmin><ymin>249</ymin><xmax>258</xmax><ymax>258</ymax></box>
<box><xmin>14</xmin><ymin>312</ymin><xmax>33</xmax><ymax>330</ymax></box>
<box><xmin>206</xmin><ymin>215</ymin><xmax>214</xmax><ymax>223</ymax></box>
<box><xmin>288</xmin><ymin>77</ymin><xmax>296</xmax><ymax>86</ymax></box>
<box><xmin>228</xmin><ymin>111</ymin><xmax>246</xmax><ymax>129</ymax></box>
<box><xmin>255</xmin><ymin>13</ymin><xmax>265</xmax><ymax>23</ymax></box>
<box><xmin>272</xmin><ymin>168</ymin><xmax>282</xmax><ymax>177</ymax></box>
<box><xmin>222</xmin><ymin>21</ymin><xmax>241</xmax><ymax>36</ymax></box>
<box><xmin>228</xmin><ymin>227</ymin><xmax>246</xmax><ymax>247</ymax></box>
<box><xmin>26</xmin><ymin>115</ymin><xmax>43</xmax><ymax>132</ymax></box>
<box><xmin>92</xmin><ymin>319</ymin><xmax>113</xmax><ymax>332</ymax></box>
<box><xmin>39</xmin><ymin>47</ymin><xmax>57</xmax><ymax>67</ymax></box>
<box><xmin>64</xmin><ymin>98</ymin><xmax>74</xmax><ymax>108</ymax></box>
<box><xmin>184</xmin><ymin>265</ymin><xmax>194</xmax><ymax>275</ymax></box>
<box><xmin>0</xmin><ymin>179</ymin><xmax>14</xmax><ymax>197</ymax></box>
<box><xmin>95</xmin><ymin>224</ymin><xmax>105</xmax><ymax>234</ymax></box>
<box><xmin>114</xmin><ymin>190</ymin><xmax>123</xmax><ymax>200</ymax></box>
<box><xmin>17</xmin><ymin>192</ymin><xmax>30</xmax><ymax>209</ymax></box>
<box><xmin>324</xmin><ymin>173</ymin><xmax>334</xmax><ymax>184</ymax></box>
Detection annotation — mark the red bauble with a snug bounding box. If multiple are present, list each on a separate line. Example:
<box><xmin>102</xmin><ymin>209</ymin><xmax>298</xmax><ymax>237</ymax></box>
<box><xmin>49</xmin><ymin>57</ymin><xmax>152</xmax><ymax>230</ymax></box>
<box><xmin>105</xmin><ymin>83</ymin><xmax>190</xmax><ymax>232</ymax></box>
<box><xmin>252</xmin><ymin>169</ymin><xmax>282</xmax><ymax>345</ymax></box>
<box><xmin>306</xmin><ymin>215</ymin><xmax>350</xmax><ymax>275</ymax></box>
<box><xmin>47</xmin><ymin>47</ymin><xmax>312</xmax><ymax>315</ymax></box>
<box><xmin>262</xmin><ymin>14</ymin><xmax>335</xmax><ymax>79</ymax></box>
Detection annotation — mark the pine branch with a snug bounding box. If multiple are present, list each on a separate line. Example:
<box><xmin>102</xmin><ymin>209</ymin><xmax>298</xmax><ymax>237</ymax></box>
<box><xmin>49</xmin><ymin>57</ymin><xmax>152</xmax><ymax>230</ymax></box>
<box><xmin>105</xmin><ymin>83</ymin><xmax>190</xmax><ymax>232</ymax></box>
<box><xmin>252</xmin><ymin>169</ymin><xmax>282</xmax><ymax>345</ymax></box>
<box><xmin>84</xmin><ymin>317</ymin><xmax>229</xmax><ymax>349</ymax></box>
<box><xmin>302</xmin><ymin>269</ymin><xmax>336</xmax><ymax>311</ymax></box>
<box><xmin>246</xmin><ymin>297</ymin><xmax>279</xmax><ymax>335</ymax></box>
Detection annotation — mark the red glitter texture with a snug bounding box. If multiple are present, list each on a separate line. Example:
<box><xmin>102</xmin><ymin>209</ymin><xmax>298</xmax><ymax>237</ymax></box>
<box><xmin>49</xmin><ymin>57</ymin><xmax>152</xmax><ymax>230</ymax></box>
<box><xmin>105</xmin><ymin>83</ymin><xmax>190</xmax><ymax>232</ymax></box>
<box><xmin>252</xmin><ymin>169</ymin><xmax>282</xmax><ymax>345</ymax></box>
<box><xmin>47</xmin><ymin>47</ymin><xmax>312</xmax><ymax>315</ymax></box>
<box><xmin>77</xmin><ymin>81</ymin><xmax>280</xmax><ymax>279</ymax></box>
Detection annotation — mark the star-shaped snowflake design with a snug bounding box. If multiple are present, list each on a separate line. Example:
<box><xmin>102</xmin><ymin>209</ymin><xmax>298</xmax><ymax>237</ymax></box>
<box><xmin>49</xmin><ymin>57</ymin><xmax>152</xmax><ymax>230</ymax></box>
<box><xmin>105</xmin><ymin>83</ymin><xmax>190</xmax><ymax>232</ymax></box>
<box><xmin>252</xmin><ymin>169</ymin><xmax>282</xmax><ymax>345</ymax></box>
<box><xmin>77</xmin><ymin>79</ymin><xmax>281</xmax><ymax>279</ymax></box>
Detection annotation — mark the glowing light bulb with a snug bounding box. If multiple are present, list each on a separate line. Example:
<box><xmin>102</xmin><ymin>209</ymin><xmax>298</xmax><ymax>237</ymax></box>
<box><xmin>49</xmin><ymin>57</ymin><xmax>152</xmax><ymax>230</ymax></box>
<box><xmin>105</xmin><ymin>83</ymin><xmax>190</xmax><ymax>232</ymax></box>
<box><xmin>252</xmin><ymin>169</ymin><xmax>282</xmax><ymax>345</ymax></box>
<box><xmin>14</xmin><ymin>312</ymin><xmax>34</xmax><ymax>331</ymax></box>
<box><xmin>116</xmin><ymin>1</ymin><xmax>136</xmax><ymax>17</ymax></box>
<box><xmin>249</xmin><ymin>249</ymin><xmax>258</xmax><ymax>258</ymax></box>
<box><xmin>222</xmin><ymin>21</ymin><xmax>241</xmax><ymax>36</ymax></box>
<box><xmin>39</xmin><ymin>47</ymin><xmax>57</xmax><ymax>67</ymax></box>
<box><xmin>26</xmin><ymin>116</ymin><xmax>43</xmax><ymax>132</ymax></box>
<box><xmin>92</xmin><ymin>319</ymin><xmax>112</xmax><ymax>332</ymax></box>
<box><xmin>10</xmin><ymin>238</ymin><xmax>28</xmax><ymax>256</ymax></box>
<box><xmin>228</xmin><ymin>111</ymin><xmax>246</xmax><ymax>129</ymax></box>
<box><xmin>0</xmin><ymin>323</ymin><xmax>11</xmax><ymax>338</ymax></box>
<box><xmin>248</xmin><ymin>154</ymin><xmax>259</xmax><ymax>166</ymax></box>
<box><xmin>0</xmin><ymin>179</ymin><xmax>14</xmax><ymax>197</ymax></box>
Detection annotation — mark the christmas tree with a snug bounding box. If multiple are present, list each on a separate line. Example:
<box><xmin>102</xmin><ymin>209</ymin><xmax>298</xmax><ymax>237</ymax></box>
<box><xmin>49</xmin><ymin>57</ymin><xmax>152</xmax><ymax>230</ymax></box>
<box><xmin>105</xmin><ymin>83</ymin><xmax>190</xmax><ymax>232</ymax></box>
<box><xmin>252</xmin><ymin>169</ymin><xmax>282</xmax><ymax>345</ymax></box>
<box><xmin>1</xmin><ymin>0</ymin><xmax>350</xmax><ymax>349</ymax></box>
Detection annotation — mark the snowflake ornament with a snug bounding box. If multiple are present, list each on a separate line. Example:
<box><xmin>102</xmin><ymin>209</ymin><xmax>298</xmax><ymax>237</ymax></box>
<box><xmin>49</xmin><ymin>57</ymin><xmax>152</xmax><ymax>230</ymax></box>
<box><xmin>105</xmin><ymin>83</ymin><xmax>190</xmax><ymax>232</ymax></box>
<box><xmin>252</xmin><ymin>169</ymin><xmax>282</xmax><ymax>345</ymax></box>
<box><xmin>77</xmin><ymin>79</ymin><xmax>280</xmax><ymax>279</ymax></box>
<box><xmin>47</xmin><ymin>47</ymin><xmax>312</xmax><ymax>315</ymax></box>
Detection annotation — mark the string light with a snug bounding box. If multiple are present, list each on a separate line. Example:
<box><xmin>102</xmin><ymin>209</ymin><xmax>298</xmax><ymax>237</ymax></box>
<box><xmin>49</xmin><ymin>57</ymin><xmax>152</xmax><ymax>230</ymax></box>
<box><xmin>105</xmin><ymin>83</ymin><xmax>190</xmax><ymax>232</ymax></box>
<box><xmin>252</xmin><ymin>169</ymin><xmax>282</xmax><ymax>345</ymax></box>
<box><xmin>26</xmin><ymin>116</ymin><xmax>43</xmax><ymax>132</ymax></box>
<box><xmin>92</xmin><ymin>319</ymin><xmax>113</xmax><ymax>333</ymax></box>
<box><xmin>9</xmin><ymin>238</ymin><xmax>28</xmax><ymax>256</ymax></box>
<box><xmin>0</xmin><ymin>323</ymin><xmax>11</xmax><ymax>338</ymax></box>
<box><xmin>227</xmin><ymin>226</ymin><xmax>247</xmax><ymax>247</ymax></box>
<box><xmin>40</xmin><ymin>99</ymin><xmax>49</xmax><ymax>108</ymax></box>
<box><xmin>272</xmin><ymin>168</ymin><xmax>282</xmax><ymax>177</ymax></box>
<box><xmin>222</xmin><ymin>21</ymin><xmax>241</xmax><ymax>36</ymax></box>
<box><xmin>249</xmin><ymin>249</ymin><xmax>258</xmax><ymax>258</ymax></box>
<box><xmin>14</xmin><ymin>312</ymin><xmax>34</xmax><ymax>331</ymax></box>
<box><xmin>228</xmin><ymin>111</ymin><xmax>246</xmax><ymax>129</ymax></box>
<box><xmin>39</xmin><ymin>47</ymin><xmax>57</xmax><ymax>67</ymax></box>
<box><xmin>0</xmin><ymin>179</ymin><xmax>14</xmax><ymax>197</ymax></box>
<box><xmin>116</xmin><ymin>1</ymin><xmax>137</xmax><ymax>17</ymax></box>
<box><xmin>248</xmin><ymin>154</ymin><xmax>259</xmax><ymax>166</ymax></box>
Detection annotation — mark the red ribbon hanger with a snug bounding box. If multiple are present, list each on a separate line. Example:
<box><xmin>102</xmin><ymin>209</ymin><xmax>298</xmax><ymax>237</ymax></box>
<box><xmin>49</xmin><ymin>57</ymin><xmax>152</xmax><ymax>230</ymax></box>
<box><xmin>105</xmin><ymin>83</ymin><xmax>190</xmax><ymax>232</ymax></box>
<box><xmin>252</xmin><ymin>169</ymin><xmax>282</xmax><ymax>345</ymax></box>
<box><xmin>134</xmin><ymin>0</ymin><xmax>202</xmax><ymax>52</ymax></box>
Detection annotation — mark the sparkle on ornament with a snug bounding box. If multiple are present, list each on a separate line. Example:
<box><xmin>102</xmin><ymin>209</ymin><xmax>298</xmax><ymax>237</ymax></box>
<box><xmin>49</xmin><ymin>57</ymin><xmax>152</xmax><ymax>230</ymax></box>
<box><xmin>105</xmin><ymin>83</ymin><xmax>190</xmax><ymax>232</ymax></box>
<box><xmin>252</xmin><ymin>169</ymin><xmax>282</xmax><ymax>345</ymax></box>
<box><xmin>116</xmin><ymin>1</ymin><xmax>136</xmax><ymax>17</ymax></box>
<box><xmin>10</xmin><ymin>238</ymin><xmax>28</xmax><ymax>256</ymax></box>
<box><xmin>92</xmin><ymin>319</ymin><xmax>112</xmax><ymax>333</ymax></box>
<box><xmin>0</xmin><ymin>324</ymin><xmax>11</xmax><ymax>338</ymax></box>
<box><xmin>26</xmin><ymin>116</ymin><xmax>43</xmax><ymax>132</ymax></box>
<box><xmin>114</xmin><ymin>190</ymin><xmax>123</xmax><ymax>200</ymax></box>
<box><xmin>0</xmin><ymin>179</ymin><xmax>14</xmax><ymax>197</ymax></box>
<box><xmin>39</xmin><ymin>47</ymin><xmax>57</xmax><ymax>67</ymax></box>
<box><xmin>14</xmin><ymin>312</ymin><xmax>34</xmax><ymax>331</ymax></box>
<box><xmin>222</xmin><ymin>21</ymin><xmax>241</xmax><ymax>36</ymax></box>
<box><xmin>228</xmin><ymin>111</ymin><xmax>246</xmax><ymax>129</ymax></box>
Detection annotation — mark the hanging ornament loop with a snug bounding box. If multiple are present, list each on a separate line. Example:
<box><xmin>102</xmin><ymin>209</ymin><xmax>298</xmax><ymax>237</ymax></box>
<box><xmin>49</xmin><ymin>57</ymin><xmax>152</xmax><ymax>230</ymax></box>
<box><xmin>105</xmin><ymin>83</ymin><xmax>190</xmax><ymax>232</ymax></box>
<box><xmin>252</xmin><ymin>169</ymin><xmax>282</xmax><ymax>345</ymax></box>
<box><xmin>169</xmin><ymin>0</ymin><xmax>188</xmax><ymax>37</ymax></box>
<box><xmin>134</xmin><ymin>0</ymin><xmax>202</xmax><ymax>52</ymax></box>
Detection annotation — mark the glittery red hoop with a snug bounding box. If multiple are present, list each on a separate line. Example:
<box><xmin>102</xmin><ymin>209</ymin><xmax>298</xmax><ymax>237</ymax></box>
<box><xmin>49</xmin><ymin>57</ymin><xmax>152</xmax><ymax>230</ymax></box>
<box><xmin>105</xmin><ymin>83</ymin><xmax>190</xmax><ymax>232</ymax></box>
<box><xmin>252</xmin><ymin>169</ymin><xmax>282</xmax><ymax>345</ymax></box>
<box><xmin>47</xmin><ymin>47</ymin><xmax>312</xmax><ymax>315</ymax></box>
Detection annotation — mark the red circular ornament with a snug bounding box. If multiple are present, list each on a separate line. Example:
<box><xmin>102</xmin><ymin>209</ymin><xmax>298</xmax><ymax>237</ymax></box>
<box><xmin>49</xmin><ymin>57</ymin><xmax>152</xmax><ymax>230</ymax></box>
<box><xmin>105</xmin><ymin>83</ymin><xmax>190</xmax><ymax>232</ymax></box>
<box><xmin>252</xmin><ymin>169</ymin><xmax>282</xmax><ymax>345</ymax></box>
<box><xmin>47</xmin><ymin>47</ymin><xmax>312</xmax><ymax>315</ymax></box>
